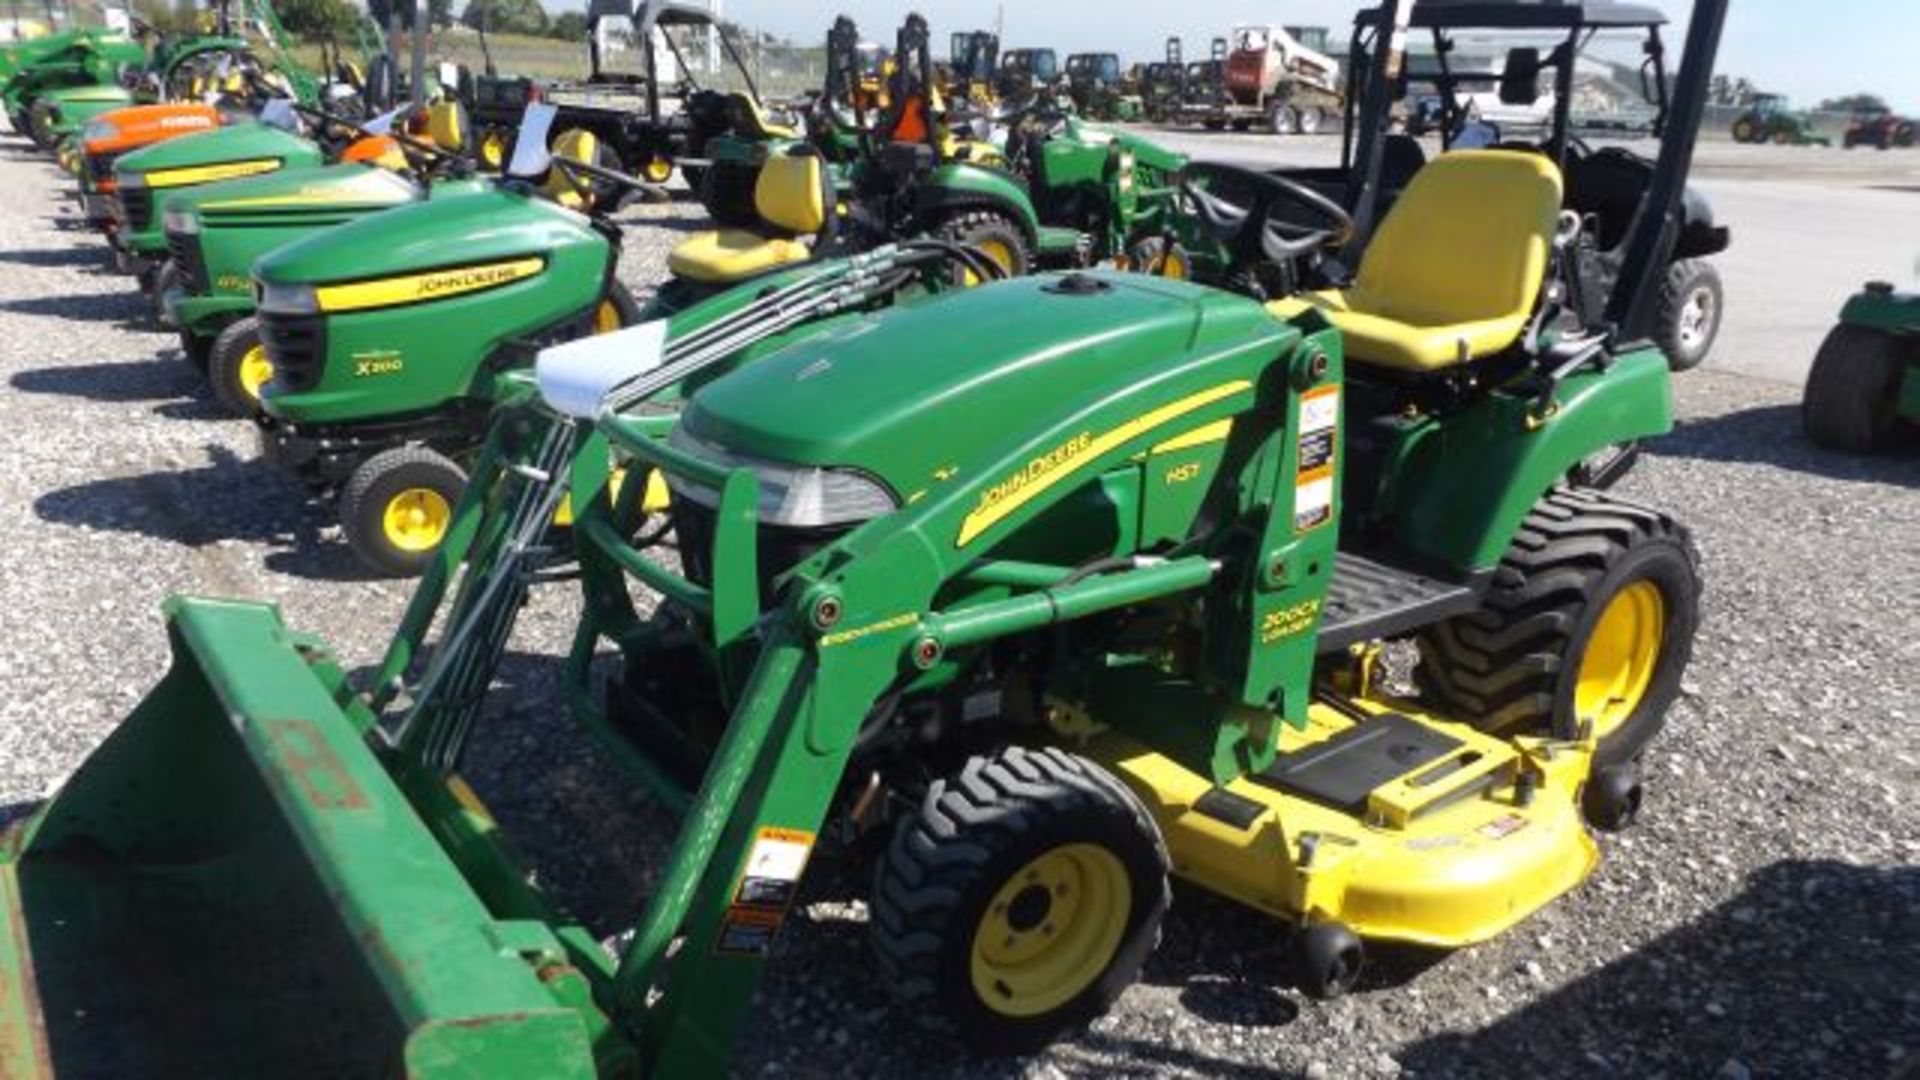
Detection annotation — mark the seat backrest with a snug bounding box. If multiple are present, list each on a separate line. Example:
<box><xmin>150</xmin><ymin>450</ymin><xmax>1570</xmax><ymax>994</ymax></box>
<box><xmin>543</xmin><ymin>127</ymin><xmax>598</xmax><ymax>206</ymax></box>
<box><xmin>1351</xmin><ymin>149</ymin><xmax>1563</xmax><ymax>328</ymax></box>
<box><xmin>425</xmin><ymin>99</ymin><xmax>468</xmax><ymax>153</ymax></box>
<box><xmin>754</xmin><ymin>152</ymin><xmax>827</xmax><ymax>236</ymax></box>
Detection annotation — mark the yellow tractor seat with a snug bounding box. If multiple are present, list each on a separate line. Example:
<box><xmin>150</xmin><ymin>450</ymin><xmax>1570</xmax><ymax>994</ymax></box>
<box><xmin>1267</xmin><ymin>150</ymin><xmax>1565</xmax><ymax>374</ymax></box>
<box><xmin>425</xmin><ymin>99</ymin><xmax>470</xmax><ymax>153</ymax></box>
<box><xmin>668</xmin><ymin>152</ymin><xmax>832</xmax><ymax>284</ymax></box>
<box><xmin>543</xmin><ymin>128</ymin><xmax>602</xmax><ymax>208</ymax></box>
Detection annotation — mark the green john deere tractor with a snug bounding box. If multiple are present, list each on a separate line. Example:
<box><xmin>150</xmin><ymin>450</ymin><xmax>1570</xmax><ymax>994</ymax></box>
<box><xmin>1729</xmin><ymin>92</ymin><xmax>1829</xmax><ymax>146</ymax></box>
<box><xmin>159</xmin><ymin>101</ymin><xmax>499</xmax><ymax>412</ymax></box>
<box><xmin>0</xmin><ymin>1</ymin><xmax>1728</xmax><ymax>1075</ymax></box>
<box><xmin>1063</xmin><ymin>52</ymin><xmax>1143</xmax><ymax>122</ymax></box>
<box><xmin>2</xmin><ymin>24</ymin><xmax>143</xmax><ymax>143</ymax></box>
<box><xmin>1803</xmin><ymin>280</ymin><xmax>1920</xmax><ymax>452</ymax></box>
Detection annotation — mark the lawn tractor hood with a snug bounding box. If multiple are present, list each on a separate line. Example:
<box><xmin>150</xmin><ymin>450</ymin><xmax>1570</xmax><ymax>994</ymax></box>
<box><xmin>113</xmin><ymin>121</ymin><xmax>317</xmax><ymax>189</ymax></box>
<box><xmin>179</xmin><ymin>163</ymin><xmax>422</xmax><ymax>229</ymax></box>
<box><xmin>672</xmin><ymin>272</ymin><xmax>1273</xmax><ymax>516</ymax></box>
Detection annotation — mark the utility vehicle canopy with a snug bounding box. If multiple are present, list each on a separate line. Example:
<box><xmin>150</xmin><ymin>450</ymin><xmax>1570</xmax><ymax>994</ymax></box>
<box><xmin>1354</xmin><ymin>1</ymin><xmax>1668</xmax><ymax>30</ymax></box>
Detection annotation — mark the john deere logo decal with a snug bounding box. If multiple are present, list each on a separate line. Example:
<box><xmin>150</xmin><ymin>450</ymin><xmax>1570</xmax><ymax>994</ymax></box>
<box><xmin>314</xmin><ymin>257</ymin><xmax>546</xmax><ymax>314</ymax></box>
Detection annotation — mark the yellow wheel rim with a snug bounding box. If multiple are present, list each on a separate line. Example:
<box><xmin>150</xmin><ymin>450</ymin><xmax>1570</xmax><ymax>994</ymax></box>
<box><xmin>962</xmin><ymin>238</ymin><xmax>1016</xmax><ymax>287</ymax></box>
<box><xmin>593</xmin><ymin>297</ymin><xmax>623</xmax><ymax>335</ymax></box>
<box><xmin>644</xmin><ymin>156</ymin><xmax>673</xmax><ymax>183</ymax></box>
<box><xmin>1574</xmin><ymin>580</ymin><xmax>1666</xmax><ymax>738</ymax></box>
<box><xmin>238</xmin><ymin>344</ymin><xmax>274</xmax><ymax>401</ymax></box>
<box><xmin>481</xmin><ymin>133</ymin><xmax>506</xmax><ymax>170</ymax></box>
<box><xmin>381</xmin><ymin>487</ymin><xmax>452</xmax><ymax>553</ymax></box>
<box><xmin>1159</xmin><ymin>251</ymin><xmax>1190</xmax><ymax>280</ymax></box>
<box><xmin>969</xmin><ymin>843</ymin><xmax>1130</xmax><ymax>1018</ymax></box>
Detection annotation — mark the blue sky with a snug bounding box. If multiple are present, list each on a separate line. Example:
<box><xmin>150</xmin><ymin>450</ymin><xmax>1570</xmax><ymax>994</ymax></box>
<box><xmin>711</xmin><ymin>0</ymin><xmax>1920</xmax><ymax>112</ymax></box>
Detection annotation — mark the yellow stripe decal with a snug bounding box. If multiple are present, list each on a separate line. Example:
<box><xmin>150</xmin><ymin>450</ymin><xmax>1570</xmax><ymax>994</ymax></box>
<box><xmin>958</xmin><ymin>380</ymin><xmax>1251</xmax><ymax>547</ymax></box>
<box><xmin>315</xmin><ymin>257</ymin><xmax>546</xmax><ymax>314</ymax></box>
<box><xmin>203</xmin><ymin>177</ymin><xmax>413</xmax><ymax>211</ymax></box>
<box><xmin>1150</xmin><ymin>418</ymin><xmax>1234</xmax><ymax>455</ymax></box>
<box><xmin>143</xmin><ymin>157</ymin><xmax>282</xmax><ymax>188</ymax></box>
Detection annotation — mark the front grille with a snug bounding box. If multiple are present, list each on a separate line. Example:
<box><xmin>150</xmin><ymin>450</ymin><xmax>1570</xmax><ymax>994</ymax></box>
<box><xmin>258</xmin><ymin>311</ymin><xmax>326</xmax><ymax>393</ymax></box>
<box><xmin>86</xmin><ymin>150</ymin><xmax>117</xmax><ymax>182</ymax></box>
<box><xmin>118</xmin><ymin>187</ymin><xmax>153</xmax><ymax>232</ymax></box>
<box><xmin>166</xmin><ymin>229</ymin><xmax>208</xmax><ymax>292</ymax></box>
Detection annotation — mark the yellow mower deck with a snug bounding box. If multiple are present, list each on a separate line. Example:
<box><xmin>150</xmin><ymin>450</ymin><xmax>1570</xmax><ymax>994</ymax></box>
<box><xmin>1095</xmin><ymin>697</ymin><xmax>1599</xmax><ymax>948</ymax></box>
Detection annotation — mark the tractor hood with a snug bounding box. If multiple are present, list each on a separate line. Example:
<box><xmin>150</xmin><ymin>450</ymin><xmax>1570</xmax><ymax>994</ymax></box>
<box><xmin>676</xmin><ymin>273</ymin><xmax>1271</xmax><ymax>504</ymax></box>
<box><xmin>253</xmin><ymin>186</ymin><xmax>592</xmax><ymax>287</ymax></box>
<box><xmin>1062</xmin><ymin>117</ymin><xmax>1187</xmax><ymax>174</ymax></box>
<box><xmin>115</xmin><ymin>122</ymin><xmax>321</xmax><ymax>185</ymax></box>
<box><xmin>178</xmin><ymin>162</ymin><xmax>422</xmax><ymax>224</ymax></box>
<box><xmin>83</xmin><ymin>102</ymin><xmax>221</xmax><ymax>154</ymax></box>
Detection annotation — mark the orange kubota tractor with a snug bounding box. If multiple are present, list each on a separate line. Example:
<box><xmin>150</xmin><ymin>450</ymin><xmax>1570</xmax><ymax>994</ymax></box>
<box><xmin>74</xmin><ymin>101</ymin><xmax>223</xmax><ymax>227</ymax></box>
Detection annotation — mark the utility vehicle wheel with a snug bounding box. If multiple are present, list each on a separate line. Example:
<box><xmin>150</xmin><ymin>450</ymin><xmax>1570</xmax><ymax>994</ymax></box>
<box><xmin>1124</xmin><ymin>235</ymin><xmax>1191</xmax><ymax>280</ymax></box>
<box><xmin>1202</xmin><ymin>119</ymin><xmax>1227</xmax><ymax>132</ymax></box>
<box><xmin>935</xmin><ymin>210</ymin><xmax>1030</xmax><ymax>287</ymax></box>
<box><xmin>149</xmin><ymin>260</ymin><xmax>181</xmax><ymax>327</ymax></box>
<box><xmin>478</xmin><ymin>127</ymin><xmax>510</xmax><ymax>171</ymax></box>
<box><xmin>1294</xmin><ymin>105</ymin><xmax>1324</xmax><ymax>136</ymax></box>
<box><xmin>872</xmin><ymin>746</ymin><xmax>1170</xmax><ymax>1054</ymax></box>
<box><xmin>1267</xmin><ymin>102</ymin><xmax>1293</xmax><ymax>136</ymax></box>
<box><xmin>1416</xmin><ymin>486</ymin><xmax>1700</xmax><ymax>770</ymax></box>
<box><xmin>207</xmin><ymin>316</ymin><xmax>274</xmax><ymax>418</ymax></box>
<box><xmin>1293</xmin><ymin>922</ymin><xmax>1363</xmax><ymax>999</ymax></box>
<box><xmin>640</xmin><ymin>154</ymin><xmax>674</xmax><ymax>185</ymax></box>
<box><xmin>1803</xmin><ymin>324</ymin><xmax>1912</xmax><ymax>452</ymax></box>
<box><xmin>178</xmin><ymin>330</ymin><xmax>212</xmax><ymax>373</ymax></box>
<box><xmin>340</xmin><ymin>446</ymin><xmax>468</xmax><ymax>577</ymax></box>
<box><xmin>1230</xmin><ymin>118</ymin><xmax>1254</xmax><ymax>133</ymax></box>
<box><xmin>1654</xmin><ymin>259</ymin><xmax>1723</xmax><ymax>372</ymax></box>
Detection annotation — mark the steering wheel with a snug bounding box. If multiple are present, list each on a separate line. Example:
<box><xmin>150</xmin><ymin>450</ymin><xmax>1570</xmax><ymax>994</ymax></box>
<box><xmin>1180</xmin><ymin>161</ymin><xmax>1355</xmax><ymax>271</ymax></box>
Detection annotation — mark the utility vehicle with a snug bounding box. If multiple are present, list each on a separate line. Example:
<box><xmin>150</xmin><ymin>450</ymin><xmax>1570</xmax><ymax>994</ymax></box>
<box><xmin>0</xmin><ymin>1</ymin><xmax>1727</xmax><ymax>1076</ymax></box>
<box><xmin>1063</xmin><ymin>53</ymin><xmax>1141</xmax><ymax>122</ymax></box>
<box><xmin>1173</xmin><ymin>24</ymin><xmax>1342</xmax><ymax>135</ymax></box>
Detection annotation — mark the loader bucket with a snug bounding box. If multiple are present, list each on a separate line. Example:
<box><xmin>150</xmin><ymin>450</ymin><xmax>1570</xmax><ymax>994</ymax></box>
<box><xmin>0</xmin><ymin>598</ymin><xmax>601</xmax><ymax>1079</ymax></box>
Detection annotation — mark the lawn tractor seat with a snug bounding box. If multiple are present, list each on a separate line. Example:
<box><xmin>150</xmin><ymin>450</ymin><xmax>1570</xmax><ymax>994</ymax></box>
<box><xmin>425</xmin><ymin>99</ymin><xmax>470</xmax><ymax>153</ymax></box>
<box><xmin>667</xmin><ymin>150</ymin><xmax>834</xmax><ymax>284</ymax></box>
<box><xmin>729</xmin><ymin>91</ymin><xmax>797</xmax><ymax>140</ymax></box>
<box><xmin>1269</xmin><ymin>150</ymin><xmax>1564</xmax><ymax>373</ymax></box>
<box><xmin>543</xmin><ymin>128</ymin><xmax>603</xmax><ymax>209</ymax></box>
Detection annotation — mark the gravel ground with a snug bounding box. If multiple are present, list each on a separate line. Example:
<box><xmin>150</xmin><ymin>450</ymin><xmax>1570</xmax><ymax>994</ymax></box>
<box><xmin>0</xmin><ymin>134</ymin><xmax>1914</xmax><ymax>1080</ymax></box>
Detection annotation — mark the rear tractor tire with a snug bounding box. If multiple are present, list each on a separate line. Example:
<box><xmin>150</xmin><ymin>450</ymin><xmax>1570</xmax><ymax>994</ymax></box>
<box><xmin>872</xmin><ymin>746</ymin><xmax>1170</xmax><ymax>1055</ymax></box>
<box><xmin>1654</xmin><ymin>258</ymin><xmax>1723</xmax><ymax>372</ymax></box>
<box><xmin>1803</xmin><ymin>324</ymin><xmax>1913</xmax><ymax>453</ymax></box>
<box><xmin>339</xmin><ymin>446</ymin><xmax>468</xmax><ymax>578</ymax></box>
<box><xmin>1124</xmin><ymin>235</ymin><xmax>1191</xmax><ymax>281</ymax></box>
<box><xmin>934</xmin><ymin>210</ymin><xmax>1030</xmax><ymax>287</ymax></box>
<box><xmin>1416</xmin><ymin>486</ymin><xmax>1701</xmax><ymax>772</ymax></box>
<box><xmin>207</xmin><ymin>316</ymin><xmax>274</xmax><ymax>418</ymax></box>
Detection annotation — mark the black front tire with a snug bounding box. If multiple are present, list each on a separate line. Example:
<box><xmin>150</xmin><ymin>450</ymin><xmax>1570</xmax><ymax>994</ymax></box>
<box><xmin>933</xmin><ymin>209</ymin><xmax>1031</xmax><ymax>286</ymax></box>
<box><xmin>871</xmin><ymin>746</ymin><xmax>1170</xmax><ymax>1055</ymax></box>
<box><xmin>1654</xmin><ymin>258</ymin><xmax>1723</xmax><ymax>372</ymax></box>
<box><xmin>178</xmin><ymin>329</ymin><xmax>213</xmax><ymax>373</ymax></box>
<box><xmin>1417</xmin><ymin>486</ymin><xmax>1701</xmax><ymax>769</ymax></box>
<box><xmin>149</xmin><ymin>260</ymin><xmax>181</xmax><ymax>327</ymax></box>
<box><xmin>207</xmin><ymin>316</ymin><xmax>269</xmax><ymax>418</ymax></box>
<box><xmin>1803</xmin><ymin>324</ymin><xmax>1913</xmax><ymax>452</ymax></box>
<box><xmin>338</xmin><ymin>446</ymin><xmax>469</xmax><ymax>578</ymax></box>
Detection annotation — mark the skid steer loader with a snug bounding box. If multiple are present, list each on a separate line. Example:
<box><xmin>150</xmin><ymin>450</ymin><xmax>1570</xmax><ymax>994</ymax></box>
<box><xmin>0</xmin><ymin>1</ymin><xmax>1729</xmax><ymax>1075</ymax></box>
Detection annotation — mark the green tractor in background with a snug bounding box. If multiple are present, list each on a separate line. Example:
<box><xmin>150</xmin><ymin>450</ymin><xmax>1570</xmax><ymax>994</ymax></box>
<box><xmin>3</xmin><ymin>24</ymin><xmax>143</xmax><ymax>143</ymax></box>
<box><xmin>1064</xmin><ymin>52</ymin><xmax>1143</xmax><ymax>122</ymax></box>
<box><xmin>0</xmin><ymin>2</ymin><xmax>1730</xmax><ymax>1076</ymax></box>
<box><xmin>1729</xmin><ymin>92</ymin><xmax>1829</xmax><ymax>146</ymax></box>
<box><xmin>1803</xmin><ymin>280</ymin><xmax>1920</xmax><ymax>452</ymax></box>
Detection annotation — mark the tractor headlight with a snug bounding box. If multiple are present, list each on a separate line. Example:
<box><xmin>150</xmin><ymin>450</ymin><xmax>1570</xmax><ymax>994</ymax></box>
<box><xmin>257</xmin><ymin>280</ymin><xmax>318</xmax><ymax>316</ymax></box>
<box><xmin>1116</xmin><ymin>149</ymin><xmax>1136</xmax><ymax>194</ymax></box>
<box><xmin>117</xmin><ymin>169</ymin><xmax>145</xmax><ymax>190</ymax></box>
<box><xmin>81</xmin><ymin>119</ymin><xmax>117</xmax><ymax>144</ymax></box>
<box><xmin>162</xmin><ymin>206</ymin><xmax>198</xmax><ymax>235</ymax></box>
<box><xmin>667</xmin><ymin>427</ymin><xmax>898</xmax><ymax>528</ymax></box>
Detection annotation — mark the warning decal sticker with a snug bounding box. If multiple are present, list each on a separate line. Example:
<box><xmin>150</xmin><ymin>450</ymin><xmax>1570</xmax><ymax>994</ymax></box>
<box><xmin>1295</xmin><ymin>386</ymin><xmax>1339</xmax><ymax>532</ymax></box>
<box><xmin>716</xmin><ymin>827</ymin><xmax>817</xmax><ymax>958</ymax></box>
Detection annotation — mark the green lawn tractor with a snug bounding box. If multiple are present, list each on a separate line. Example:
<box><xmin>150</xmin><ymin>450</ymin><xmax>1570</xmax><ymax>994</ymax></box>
<box><xmin>1</xmin><ymin>25</ymin><xmax>143</xmax><ymax>143</ymax></box>
<box><xmin>1803</xmin><ymin>280</ymin><xmax>1920</xmax><ymax>452</ymax></box>
<box><xmin>0</xmin><ymin>2</ymin><xmax>1728</xmax><ymax>1075</ymax></box>
<box><xmin>1730</xmin><ymin>92</ymin><xmax>1829</xmax><ymax>146</ymax></box>
<box><xmin>242</xmin><ymin>116</ymin><xmax>679</xmax><ymax>575</ymax></box>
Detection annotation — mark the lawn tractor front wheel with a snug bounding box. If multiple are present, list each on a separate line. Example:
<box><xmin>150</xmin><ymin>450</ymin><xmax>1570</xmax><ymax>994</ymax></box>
<box><xmin>1803</xmin><ymin>324</ymin><xmax>1913</xmax><ymax>452</ymax></box>
<box><xmin>339</xmin><ymin>446</ymin><xmax>468</xmax><ymax>577</ymax></box>
<box><xmin>872</xmin><ymin>746</ymin><xmax>1170</xmax><ymax>1054</ymax></box>
<box><xmin>1655</xmin><ymin>259</ymin><xmax>1723</xmax><ymax>371</ymax></box>
<box><xmin>1417</xmin><ymin>486</ymin><xmax>1701</xmax><ymax>772</ymax></box>
<box><xmin>207</xmin><ymin>316</ymin><xmax>274</xmax><ymax>418</ymax></box>
<box><xmin>934</xmin><ymin>210</ymin><xmax>1030</xmax><ymax>287</ymax></box>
